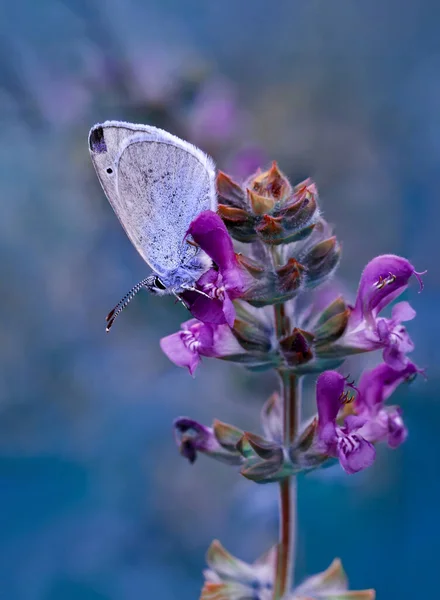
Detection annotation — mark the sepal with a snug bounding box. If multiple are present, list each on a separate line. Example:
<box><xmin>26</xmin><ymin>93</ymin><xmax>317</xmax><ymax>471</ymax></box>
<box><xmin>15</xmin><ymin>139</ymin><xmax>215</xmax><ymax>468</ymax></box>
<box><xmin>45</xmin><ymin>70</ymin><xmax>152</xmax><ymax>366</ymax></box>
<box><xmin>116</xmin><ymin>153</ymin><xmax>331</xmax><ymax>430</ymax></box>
<box><xmin>302</xmin><ymin>236</ymin><xmax>342</xmax><ymax>288</ymax></box>
<box><xmin>235</xmin><ymin>402</ymin><xmax>332</xmax><ymax>482</ymax></box>
<box><xmin>236</xmin><ymin>432</ymin><xmax>291</xmax><ymax>483</ymax></box>
<box><xmin>289</xmin><ymin>418</ymin><xmax>329</xmax><ymax>471</ymax></box>
<box><xmin>314</xmin><ymin>296</ymin><xmax>350</xmax><ymax>351</ymax></box>
<box><xmin>237</xmin><ymin>253</ymin><xmax>306</xmax><ymax>306</ymax></box>
<box><xmin>291</xmin><ymin>558</ymin><xmax>375</xmax><ymax>599</ymax></box>
<box><xmin>261</xmin><ymin>391</ymin><xmax>283</xmax><ymax>443</ymax></box>
<box><xmin>223</xmin><ymin>302</ymin><xmax>280</xmax><ymax>370</ymax></box>
<box><xmin>201</xmin><ymin>540</ymin><xmax>276</xmax><ymax>600</ymax></box>
<box><xmin>279</xmin><ymin>328</ymin><xmax>314</xmax><ymax>367</ymax></box>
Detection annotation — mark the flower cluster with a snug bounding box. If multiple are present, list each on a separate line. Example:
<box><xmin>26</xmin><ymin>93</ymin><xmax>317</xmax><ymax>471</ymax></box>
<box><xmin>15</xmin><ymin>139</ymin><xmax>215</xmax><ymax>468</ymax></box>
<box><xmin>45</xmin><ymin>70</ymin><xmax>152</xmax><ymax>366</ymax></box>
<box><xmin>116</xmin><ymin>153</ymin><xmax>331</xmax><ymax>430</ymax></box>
<box><xmin>201</xmin><ymin>540</ymin><xmax>375</xmax><ymax>600</ymax></box>
<box><xmin>157</xmin><ymin>162</ymin><xmax>425</xmax><ymax>598</ymax></box>
<box><xmin>161</xmin><ymin>164</ymin><xmax>425</xmax><ymax>467</ymax></box>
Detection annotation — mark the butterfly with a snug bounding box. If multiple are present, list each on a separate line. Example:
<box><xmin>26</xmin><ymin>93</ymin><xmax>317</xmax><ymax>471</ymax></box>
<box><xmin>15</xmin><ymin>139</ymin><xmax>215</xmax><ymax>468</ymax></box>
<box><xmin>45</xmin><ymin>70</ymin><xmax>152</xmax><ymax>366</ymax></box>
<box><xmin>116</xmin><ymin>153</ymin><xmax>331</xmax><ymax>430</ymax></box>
<box><xmin>88</xmin><ymin>121</ymin><xmax>217</xmax><ymax>330</ymax></box>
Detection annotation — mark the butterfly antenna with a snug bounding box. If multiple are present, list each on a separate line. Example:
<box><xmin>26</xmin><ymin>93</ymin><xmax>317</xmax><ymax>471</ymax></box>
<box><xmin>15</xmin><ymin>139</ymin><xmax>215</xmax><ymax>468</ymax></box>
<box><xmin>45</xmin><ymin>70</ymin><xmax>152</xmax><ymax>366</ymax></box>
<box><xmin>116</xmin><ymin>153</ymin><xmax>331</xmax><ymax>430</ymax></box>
<box><xmin>106</xmin><ymin>277</ymin><xmax>152</xmax><ymax>332</ymax></box>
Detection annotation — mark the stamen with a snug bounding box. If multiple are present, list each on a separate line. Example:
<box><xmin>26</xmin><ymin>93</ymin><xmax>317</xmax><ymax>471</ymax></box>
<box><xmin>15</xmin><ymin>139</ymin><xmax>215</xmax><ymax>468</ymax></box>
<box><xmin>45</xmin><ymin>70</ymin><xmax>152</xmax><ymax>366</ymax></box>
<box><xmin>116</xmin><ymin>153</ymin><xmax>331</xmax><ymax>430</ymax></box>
<box><xmin>374</xmin><ymin>272</ymin><xmax>396</xmax><ymax>290</ymax></box>
<box><xmin>339</xmin><ymin>390</ymin><xmax>355</xmax><ymax>404</ymax></box>
<box><xmin>373</xmin><ymin>275</ymin><xmax>385</xmax><ymax>290</ymax></box>
<box><xmin>386</xmin><ymin>272</ymin><xmax>396</xmax><ymax>284</ymax></box>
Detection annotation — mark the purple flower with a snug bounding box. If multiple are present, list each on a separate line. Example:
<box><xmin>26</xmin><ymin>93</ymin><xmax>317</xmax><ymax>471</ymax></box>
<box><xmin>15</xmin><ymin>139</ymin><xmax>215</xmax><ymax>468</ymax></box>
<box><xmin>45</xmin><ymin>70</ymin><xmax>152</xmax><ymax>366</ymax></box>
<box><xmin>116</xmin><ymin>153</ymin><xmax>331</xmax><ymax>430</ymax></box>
<box><xmin>317</xmin><ymin>371</ymin><xmax>376</xmax><ymax>474</ymax></box>
<box><xmin>160</xmin><ymin>318</ymin><xmax>240</xmax><ymax>376</ymax></box>
<box><xmin>336</xmin><ymin>255</ymin><xmax>425</xmax><ymax>369</ymax></box>
<box><xmin>226</xmin><ymin>146</ymin><xmax>268</xmax><ymax>181</ymax></box>
<box><xmin>174</xmin><ymin>418</ymin><xmax>213</xmax><ymax>463</ymax></box>
<box><xmin>174</xmin><ymin>418</ymin><xmax>243</xmax><ymax>465</ymax></box>
<box><xmin>351</xmin><ymin>255</ymin><xmax>424</xmax><ymax>325</ymax></box>
<box><xmin>356</xmin><ymin>361</ymin><xmax>420</xmax><ymax>448</ymax></box>
<box><xmin>183</xmin><ymin>211</ymin><xmax>246</xmax><ymax>326</ymax></box>
<box><xmin>187</xmin><ymin>78</ymin><xmax>238</xmax><ymax>145</ymax></box>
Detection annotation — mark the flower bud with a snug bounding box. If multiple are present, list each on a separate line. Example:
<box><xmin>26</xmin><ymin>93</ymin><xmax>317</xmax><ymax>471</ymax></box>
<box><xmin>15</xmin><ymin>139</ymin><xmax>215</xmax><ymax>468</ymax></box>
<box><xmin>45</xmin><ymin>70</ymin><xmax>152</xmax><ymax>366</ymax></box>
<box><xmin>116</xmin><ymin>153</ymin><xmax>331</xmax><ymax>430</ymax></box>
<box><xmin>289</xmin><ymin>418</ymin><xmax>329</xmax><ymax>471</ymax></box>
<box><xmin>313</xmin><ymin>296</ymin><xmax>350</xmax><ymax>351</ymax></box>
<box><xmin>302</xmin><ymin>235</ymin><xmax>342</xmax><ymax>288</ymax></box>
<box><xmin>236</xmin><ymin>253</ymin><xmax>306</xmax><ymax>306</ymax></box>
<box><xmin>249</xmin><ymin>161</ymin><xmax>292</xmax><ymax>202</ymax></box>
<box><xmin>236</xmin><ymin>432</ymin><xmax>289</xmax><ymax>483</ymax></box>
<box><xmin>216</xmin><ymin>168</ymin><xmax>320</xmax><ymax>245</ymax></box>
<box><xmin>279</xmin><ymin>328</ymin><xmax>314</xmax><ymax>367</ymax></box>
<box><xmin>223</xmin><ymin>302</ymin><xmax>280</xmax><ymax>370</ymax></box>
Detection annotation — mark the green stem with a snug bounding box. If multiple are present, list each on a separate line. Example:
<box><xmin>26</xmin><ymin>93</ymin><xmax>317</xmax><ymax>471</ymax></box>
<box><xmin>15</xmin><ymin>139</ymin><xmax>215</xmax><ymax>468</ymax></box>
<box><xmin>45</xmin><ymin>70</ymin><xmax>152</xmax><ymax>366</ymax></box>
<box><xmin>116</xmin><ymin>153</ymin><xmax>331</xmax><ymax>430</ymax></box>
<box><xmin>273</xmin><ymin>302</ymin><xmax>302</xmax><ymax>599</ymax></box>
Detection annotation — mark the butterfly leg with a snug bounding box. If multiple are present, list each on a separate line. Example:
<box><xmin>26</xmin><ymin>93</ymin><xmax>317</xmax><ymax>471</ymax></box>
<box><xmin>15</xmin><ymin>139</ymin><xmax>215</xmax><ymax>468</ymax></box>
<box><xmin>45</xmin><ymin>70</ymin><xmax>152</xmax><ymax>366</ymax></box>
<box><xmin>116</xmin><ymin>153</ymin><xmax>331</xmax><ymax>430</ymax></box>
<box><xmin>180</xmin><ymin>284</ymin><xmax>212</xmax><ymax>299</ymax></box>
<box><xmin>172</xmin><ymin>291</ymin><xmax>190</xmax><ymax>309</ymax></box>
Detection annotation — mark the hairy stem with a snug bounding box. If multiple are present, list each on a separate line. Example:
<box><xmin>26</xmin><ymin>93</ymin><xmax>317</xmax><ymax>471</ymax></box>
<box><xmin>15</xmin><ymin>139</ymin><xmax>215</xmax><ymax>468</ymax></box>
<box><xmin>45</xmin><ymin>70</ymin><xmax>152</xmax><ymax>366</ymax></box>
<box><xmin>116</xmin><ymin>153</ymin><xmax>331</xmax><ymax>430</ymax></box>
<box><xmin>273</xmin><ymin>303</ymin><xmax>302</xmax><ymax>599</ymax></box>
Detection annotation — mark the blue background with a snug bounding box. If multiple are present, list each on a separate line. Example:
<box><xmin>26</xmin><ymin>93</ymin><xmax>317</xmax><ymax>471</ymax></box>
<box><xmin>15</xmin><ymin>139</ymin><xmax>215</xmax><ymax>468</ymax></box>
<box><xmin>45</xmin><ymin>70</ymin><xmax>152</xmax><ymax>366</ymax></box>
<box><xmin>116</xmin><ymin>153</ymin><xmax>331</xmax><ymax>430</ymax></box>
<box><xmin>0</xmin><ymin>1</ymin><xmax>439</xmax><ymax>598</ymax></box>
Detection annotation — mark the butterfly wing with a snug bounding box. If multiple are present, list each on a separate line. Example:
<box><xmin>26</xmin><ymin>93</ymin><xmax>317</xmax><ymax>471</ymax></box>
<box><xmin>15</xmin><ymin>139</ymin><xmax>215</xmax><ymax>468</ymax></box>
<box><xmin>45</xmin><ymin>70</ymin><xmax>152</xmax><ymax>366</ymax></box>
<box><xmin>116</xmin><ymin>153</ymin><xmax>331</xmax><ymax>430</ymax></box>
<box><xmin>89</xmin><ymin>121</ymin><xmax>217</xmax><ymax>275</ymax></box>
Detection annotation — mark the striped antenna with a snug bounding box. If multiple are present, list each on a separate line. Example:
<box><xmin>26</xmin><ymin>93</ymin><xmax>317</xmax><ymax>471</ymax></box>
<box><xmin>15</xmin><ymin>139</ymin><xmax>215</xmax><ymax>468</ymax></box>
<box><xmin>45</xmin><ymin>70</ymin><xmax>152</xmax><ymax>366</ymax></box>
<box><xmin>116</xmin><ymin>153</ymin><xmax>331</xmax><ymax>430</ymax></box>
<box><xmin>106</xmin><ymin>277</ymin><xmax>154</xmax><ymax>332</ymax></box>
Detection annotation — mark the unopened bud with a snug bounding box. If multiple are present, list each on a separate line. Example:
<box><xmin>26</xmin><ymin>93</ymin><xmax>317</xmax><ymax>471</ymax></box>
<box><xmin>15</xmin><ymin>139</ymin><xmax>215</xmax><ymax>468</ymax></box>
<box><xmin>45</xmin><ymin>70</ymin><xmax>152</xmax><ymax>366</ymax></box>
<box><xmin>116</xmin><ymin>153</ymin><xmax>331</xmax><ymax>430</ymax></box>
<box><xmin>216</xmin><ymin>169</ymin><xmax>320</xmax><ymax>245</ymax></box>
<box><xmin>303</xmin><ymin>235</ymin><xmax>342</xmax><ymax>288</ymax></box>
<box><xmin>279</xmin><ymin>328</ymin><xmax>314</xmax><ymax>366</ymax></box>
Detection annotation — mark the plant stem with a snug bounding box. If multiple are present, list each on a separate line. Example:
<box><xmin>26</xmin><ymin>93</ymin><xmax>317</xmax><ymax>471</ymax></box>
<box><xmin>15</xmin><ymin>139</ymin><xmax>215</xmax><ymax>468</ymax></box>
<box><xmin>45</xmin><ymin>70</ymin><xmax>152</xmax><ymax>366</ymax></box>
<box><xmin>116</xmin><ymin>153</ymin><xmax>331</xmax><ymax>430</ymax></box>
<box><xmin>273</xmin><ymin>303</ymin><xmax>302</xmax><ymax>599</ymax></box>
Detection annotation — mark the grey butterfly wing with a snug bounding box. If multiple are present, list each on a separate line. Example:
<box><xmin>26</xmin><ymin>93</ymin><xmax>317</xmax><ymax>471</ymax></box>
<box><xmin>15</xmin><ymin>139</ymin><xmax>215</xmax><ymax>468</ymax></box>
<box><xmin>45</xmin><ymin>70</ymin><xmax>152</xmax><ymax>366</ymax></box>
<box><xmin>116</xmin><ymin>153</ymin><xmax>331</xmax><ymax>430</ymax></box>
<box><xmin>88</xmin><ymin>121</ymin><xmax>217</xmax><ymax>275</ymax></box>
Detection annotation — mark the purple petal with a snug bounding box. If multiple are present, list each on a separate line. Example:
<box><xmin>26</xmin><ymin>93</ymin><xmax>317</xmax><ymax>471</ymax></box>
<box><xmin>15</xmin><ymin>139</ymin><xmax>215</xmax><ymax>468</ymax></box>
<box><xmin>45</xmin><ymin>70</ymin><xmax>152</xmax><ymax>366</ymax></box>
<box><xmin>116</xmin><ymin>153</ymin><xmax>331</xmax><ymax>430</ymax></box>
<box><xmin>316</xmin><ymin>371</ymin><xmax>346</xmax><ymax>431</ymax></box>
<box><xmin>211</xmin><ymin>324</ymin><xmax>242</xmax><ymax>356</ymax></box>
<box><xmin>196</xmin><ymin>322</ymin><xmax>217</xmax><ymax>356</ymax></box>
<box><xmin>382</xmin><ymin>323</ymin><xmax>414</xmax><ymax>370</ymax></box>
<box><xmin>188</xmin><ymin>211</ymin><xmax>237</xmax><ymax>273</ymax></box>
<box><xmin>391</xmin><ymin>301</ymin><xmax>416</xmax><ymax>324</ymax></box>
<box><xmin>376</xmin><ymin>319</ymin><xmax>390</xmax><ymax>342</ymax></box>
<box><xmin>174</xmin><ymin>418</ymin><xmax>214</xmax><ymax>463</ymax></box>
<box><xmin>382</xmin><ymin>345</ymin><xmax>408</xmax><ymax>371</ymax></box>
<box><xmin>183</xmin><ymin>291</ymin><xmax>228</xmax><ymax>325</ymax></box>
<box><xmin>343</xmin><ymin>414</ymin><xmax>369</xmax><ymax>432</ymax></box>
<box><xmin>351</xmin><ymin>255</ymin><xmax>419</xmax><ymax>326</ymax></box>
<box><xmin>338</xmin><ymin>435</ymin><xmax>376</xmax><ymax>474</ymax></box>
<box><xmin>184</xmin><ymin>267</ymin><xmax>241</xmax><ymax>326</ymax></box>
<box><xmin>386</xmin><ymin>407</ymin><xmax>408</xmax><ymax>448</ymax></box>
<box><xmin>160</xmin><ymin>330</ymin><xmax>201</xmax><ymax>376</ymax></box>
<box><xmin>319</xmin><ymin>421</ymin><xmax>337</xmax><ymax>450</ymax></box>
<box><xmin>222</xmin><ymin>293</ymin><xmax>236</xmax><ymax>327</ymax></box>
<box><xmin>395</xmin><ymin>326</ymin><xmax>415</xmax><ymax>354</ymax></box>
<box><xmin>160</xmin><ymin>320</ymin><xmax>217</xmax><ymax>374</ymax></box>
<box><xmin>359</xmin><ymin>416</ymin><xmax>389</xmax><ymax>445</ymax></box>
<box><xmin>357</xmin><ymin>361</ymin><xmax>419</xmax><ymax>411</ymax></box>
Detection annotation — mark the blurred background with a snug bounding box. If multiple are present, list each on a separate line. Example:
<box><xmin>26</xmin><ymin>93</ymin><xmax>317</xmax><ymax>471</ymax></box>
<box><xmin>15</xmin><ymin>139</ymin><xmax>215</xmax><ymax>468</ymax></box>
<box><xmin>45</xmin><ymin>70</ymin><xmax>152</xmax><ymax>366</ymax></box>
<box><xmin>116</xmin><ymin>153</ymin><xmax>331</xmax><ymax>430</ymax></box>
<box><xmin>0</xmin><ymin>1</ymin><xmax>439</xmax><ymax>598</ymax></box>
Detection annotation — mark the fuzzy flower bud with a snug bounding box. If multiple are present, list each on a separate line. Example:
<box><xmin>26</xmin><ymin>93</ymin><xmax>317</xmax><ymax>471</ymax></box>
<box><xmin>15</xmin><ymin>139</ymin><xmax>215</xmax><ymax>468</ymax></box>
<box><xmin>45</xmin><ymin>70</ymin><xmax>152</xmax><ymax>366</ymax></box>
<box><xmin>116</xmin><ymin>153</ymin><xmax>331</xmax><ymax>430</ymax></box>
<box><xmin>236</xmin><ymin>253</ymin><xmax>306</xmax><ymax>306</ymax></box>
<box><xmin>217</xmin><ymin>166</ymin><xmax>320</xmax><ymax>245</ymax></box>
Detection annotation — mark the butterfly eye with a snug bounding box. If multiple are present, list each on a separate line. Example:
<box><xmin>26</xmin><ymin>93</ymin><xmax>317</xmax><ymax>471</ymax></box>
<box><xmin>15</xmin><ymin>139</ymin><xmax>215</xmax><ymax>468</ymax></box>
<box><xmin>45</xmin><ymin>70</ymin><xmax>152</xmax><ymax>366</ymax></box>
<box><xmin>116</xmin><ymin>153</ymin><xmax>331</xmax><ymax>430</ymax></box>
<box><xmin>154</xmin><ymin>277</ymin><xmax>167</xmax><ymax>290</ymax></box>
<box><xmin>106</xmin><ymin>167</ymin><xmax>113</xmax><ymax>175</ymax></box>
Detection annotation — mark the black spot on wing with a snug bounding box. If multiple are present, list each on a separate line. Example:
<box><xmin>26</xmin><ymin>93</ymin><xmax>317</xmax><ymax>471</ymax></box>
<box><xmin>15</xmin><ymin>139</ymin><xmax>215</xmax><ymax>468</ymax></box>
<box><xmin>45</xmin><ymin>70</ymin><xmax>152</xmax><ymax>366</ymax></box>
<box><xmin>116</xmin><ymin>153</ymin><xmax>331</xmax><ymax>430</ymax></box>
<box><xmin>89</xmin><ymin>126</ymin><xmax>107</xmax><ymax>153</ymax></box>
